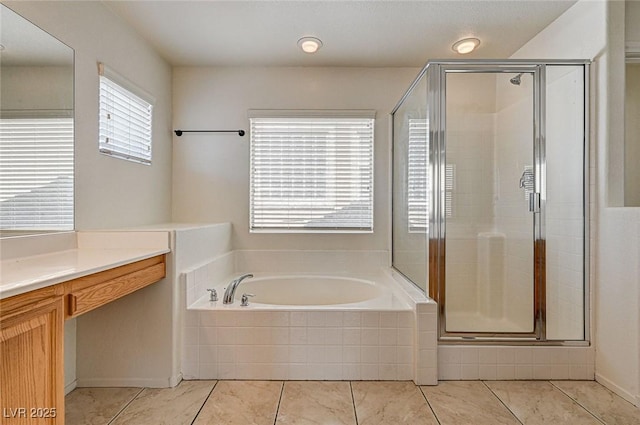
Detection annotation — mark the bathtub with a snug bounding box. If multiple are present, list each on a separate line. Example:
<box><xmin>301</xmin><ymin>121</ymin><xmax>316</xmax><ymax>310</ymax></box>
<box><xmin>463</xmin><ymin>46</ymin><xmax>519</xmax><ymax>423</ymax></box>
<box><xmin>188</xmin><ymin>272</ymin><xmax>410</xmax><ymax>310</ymax></box>
<box><xmin>183</xmin><ymin>268</ymin><xmax>437</xmax><ymax>384</ymax></box>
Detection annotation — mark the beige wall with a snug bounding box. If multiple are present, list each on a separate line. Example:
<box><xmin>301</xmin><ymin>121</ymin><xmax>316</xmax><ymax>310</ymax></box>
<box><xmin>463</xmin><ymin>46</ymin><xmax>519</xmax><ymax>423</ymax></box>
<box><xmin>627</xmin><ymin>0</ymin><xmax>640</xmax><ymax>44</ymax></box>
<box><xmin>625</xmin><ymin>63</ymin><xmax>640</xmax><ymax>206</ymax></box>
<box><xmin>5</xmin><ymin>1</ymin><xmax>173</xmax><ymax>231</ymax></box>
<box><xmin>626</xmin><ymin>0</ymin><xmax>640</xmax><ymax>206</ymax></box>
<box><xmin>4</xmin><ymin>0</ymin><xmax>173</xmax><ymax>392</ymax></box>
<box><xmin>1</xmin><ymin>66</ymin><xmax>73</xmax><ymax>111</ymax></box>
<box><xmin>172</xmin><ymin>66</ymin><xmax>418</xmax><ymax>250</ymax></box>
<box><xmin>513</xmin><ymin>0</ymin><xmax>639</xmax><ymax>405</ymax></box>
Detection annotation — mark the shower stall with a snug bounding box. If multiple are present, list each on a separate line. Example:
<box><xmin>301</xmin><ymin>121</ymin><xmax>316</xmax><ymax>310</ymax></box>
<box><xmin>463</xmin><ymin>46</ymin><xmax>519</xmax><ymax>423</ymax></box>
<box><xmin>392</xmin><ymin>60</ymin><xmax>589</xmax><ymax>342</ymax></box>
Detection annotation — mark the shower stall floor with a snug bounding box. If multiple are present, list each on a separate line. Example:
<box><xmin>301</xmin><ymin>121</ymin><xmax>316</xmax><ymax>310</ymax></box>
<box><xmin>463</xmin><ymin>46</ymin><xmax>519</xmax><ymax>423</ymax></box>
<box><xmin>445</xmin><ymin>311</ymin><xmax>532</xmax><ymax>334</ymax></box>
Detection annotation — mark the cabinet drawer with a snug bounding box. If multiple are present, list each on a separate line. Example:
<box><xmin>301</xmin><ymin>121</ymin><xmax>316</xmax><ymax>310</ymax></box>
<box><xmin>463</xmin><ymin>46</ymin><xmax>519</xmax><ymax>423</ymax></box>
<box><xmin>66</xmin><ymin>255</ymin><xmax>165</xmax><ymax>318</ymax></box>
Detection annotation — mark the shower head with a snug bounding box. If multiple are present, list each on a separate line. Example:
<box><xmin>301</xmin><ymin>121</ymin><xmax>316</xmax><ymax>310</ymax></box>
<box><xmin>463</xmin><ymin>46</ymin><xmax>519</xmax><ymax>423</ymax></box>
<box><xmin>510</xmin><ymin>73</ymin><xmax>523</xmax><ymax>86</ymax></box>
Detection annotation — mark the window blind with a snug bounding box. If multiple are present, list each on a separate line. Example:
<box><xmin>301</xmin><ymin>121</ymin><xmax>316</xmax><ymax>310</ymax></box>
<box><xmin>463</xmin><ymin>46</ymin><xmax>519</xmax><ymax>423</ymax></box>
<box><xmin>407</xmin><ymin>118</ymin><xmax>429</xmax><ymax>232</ymax></box>
<box><xmin>99</xmin><ymin>73</ymin><xmax>152</xmax><ymax>164</ymax></box>
<box><xmin>0</xmin><ymin>117</ymin><xmax>74</xmax><ymax>230</ymax></box>
<box><xmin>407</xmin><ymin>118</ymin><xmax>453</xmax><ymax>233</ymax></box>
<box><xmin>250</xmin><ymin>115</ymin><xmax>374</xmax><ymax>232</ymax></box>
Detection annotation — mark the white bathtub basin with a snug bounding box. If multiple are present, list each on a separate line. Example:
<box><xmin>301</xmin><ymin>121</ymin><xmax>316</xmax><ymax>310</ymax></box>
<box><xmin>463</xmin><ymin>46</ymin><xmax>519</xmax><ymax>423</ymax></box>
<box><xmin>188</xmin><ymin>272</ymin><xmax>413</xmax><ymax>310</ymax></box>
<box><xmin>237</xmin><ymin>275</ymin><xmax>382</xmax><ymax>306</ymax></box>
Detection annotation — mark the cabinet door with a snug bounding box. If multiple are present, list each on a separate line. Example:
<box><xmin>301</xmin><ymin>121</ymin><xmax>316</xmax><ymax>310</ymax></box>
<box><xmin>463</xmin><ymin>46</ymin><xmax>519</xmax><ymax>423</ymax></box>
<box><xmin>1</xmin><ymin>297</ymin><xmax>64</xmax><ymax>425</ymax></box>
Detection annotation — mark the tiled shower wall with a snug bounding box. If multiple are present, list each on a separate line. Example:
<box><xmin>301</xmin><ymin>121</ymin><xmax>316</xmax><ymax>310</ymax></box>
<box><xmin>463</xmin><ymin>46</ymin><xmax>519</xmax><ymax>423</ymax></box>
<box><xmin>544</xmin><ymin>66</ymin><xmax>587</xmax><ymax>340</ymax></box>
<box><xmin>494</xmin><ymin>78</ymin><xmax>536</xmax><ymax>330</ymax></box>
<box><xmin>445</xmin><ymin>70</ymin><xmax>587</xmax><ymax>339</ymax></box>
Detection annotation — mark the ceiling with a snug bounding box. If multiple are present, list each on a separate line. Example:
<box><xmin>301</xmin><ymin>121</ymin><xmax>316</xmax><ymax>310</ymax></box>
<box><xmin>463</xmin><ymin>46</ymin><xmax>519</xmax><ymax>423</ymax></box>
<box><xmin>105</xmin><ymin>0</ymin><xmax>577</xmax><ymax>67</ymax></box>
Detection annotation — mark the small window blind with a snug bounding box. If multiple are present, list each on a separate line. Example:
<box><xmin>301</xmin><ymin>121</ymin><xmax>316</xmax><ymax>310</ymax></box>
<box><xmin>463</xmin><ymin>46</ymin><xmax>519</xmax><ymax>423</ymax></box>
<box><xmin>407</xmin><ymin>118</ymin><xmax>453</xmax><ymax>233</ymax></box>
<box><xmin>99</xmin><ymin>64</ymin><xmax>153</xmax><ymax>165</ymax></box>
<box><xmin>0</xmin><ymin>116</ymin><xmax>74</xmax><ymax>230</ymax></box>
<box><xmin>407</xmin><ymin>118</ymin><xmax>428</xmax><ymax>232</ymax></box>
<box><xmin>250</xmin><ymin>111</ymin><xmax>374</xmax><ymax>232</ymax></box>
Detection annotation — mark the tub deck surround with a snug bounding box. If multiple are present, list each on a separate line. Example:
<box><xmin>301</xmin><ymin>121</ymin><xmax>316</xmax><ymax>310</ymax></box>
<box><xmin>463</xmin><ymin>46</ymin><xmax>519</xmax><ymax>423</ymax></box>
<box><xmin>188</xmin><ymin>272</ymin><xmax>412</xmax><ymax>311</ymax></box>
<box><xmin>0</xmin><ymin>231</ymin><xmax>171</xmax><ymax>299</ymax></box>
<box><xmin>180</xmin><ymin>250</ymin><xmax>438</xmax><ymax>384</ymax></box>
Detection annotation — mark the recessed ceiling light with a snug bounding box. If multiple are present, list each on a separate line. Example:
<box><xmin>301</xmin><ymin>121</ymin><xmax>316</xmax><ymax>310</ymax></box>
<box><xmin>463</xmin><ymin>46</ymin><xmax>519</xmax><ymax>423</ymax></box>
<box><xmin>452</xmin><ymin>37</ymin><xmax>480</xmax><ymax>55</ymax></box>
<box><xmin>298</xmin><ymin>37</ymin><xmax>323</xmax><ymax>54</ymax></box>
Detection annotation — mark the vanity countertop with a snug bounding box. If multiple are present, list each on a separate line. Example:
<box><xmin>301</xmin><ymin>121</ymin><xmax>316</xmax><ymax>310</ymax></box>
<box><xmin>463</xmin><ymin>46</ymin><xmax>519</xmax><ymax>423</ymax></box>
<box><xmin>0</xmin><ymin>231</ymin><xmax>170</xmax><ymax>300</ymax></box>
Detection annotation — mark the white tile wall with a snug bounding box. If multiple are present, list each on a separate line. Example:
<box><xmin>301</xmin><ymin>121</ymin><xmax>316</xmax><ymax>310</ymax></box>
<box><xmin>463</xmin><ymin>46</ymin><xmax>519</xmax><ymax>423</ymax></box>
<box><xmin>182</xmin><ymin>247</ymin><xmax>592</xmax><ymax>388</ymax></box>
<box><xmin>235</xmin><ymin>250</ymin><xmax>389</xmax><ymax>274</ymax></box>
<box><xmin>184</xmin><ymin>309</ymin><xmax>417</xmax><ymax>382</ymax></box>
<box><xmin>181</xmin><ymin>252</ymin><xmax>439</xmax><ymax>385</ymax></box>
<box><xmin>183</xmin><ymin>251</ymin><xmax>235</xmax><ymax>306</ymax></box>
<box><xmin>437</xmin><ymin>345</ymin><xmax>594</xmax><ymax>381</ymax></box>
<box><xmin>415</xmin><ymin>299</ymin><xmax>438</xmax><ymax>385</ymax></box>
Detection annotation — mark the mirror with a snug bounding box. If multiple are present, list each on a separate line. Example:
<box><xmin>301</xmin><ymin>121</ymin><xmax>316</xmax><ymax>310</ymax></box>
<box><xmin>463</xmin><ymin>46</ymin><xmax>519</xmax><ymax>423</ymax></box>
<box><xmin>0</xmin><ymin>5</ymin><xmax>74</xmax><ymax>237</ymax></box>
<box><xmin>625</xmin><ymin>57</ymin><xmax>640</xmax><ymax>206</ymax></box>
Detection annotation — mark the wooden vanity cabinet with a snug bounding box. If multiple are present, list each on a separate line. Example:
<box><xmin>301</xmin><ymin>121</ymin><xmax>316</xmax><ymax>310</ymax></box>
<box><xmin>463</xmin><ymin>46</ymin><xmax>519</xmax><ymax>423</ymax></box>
<box><xmin>0</xmin><ymin>254</ymin><xmax>166</xmax><ymax>424</ymax></box>
<box><xmin>64</xmin><ymin>255</ymin><xmax>165</xmax><ymax>319</ymax></box>
<box><xmin>0</xmin><ymin>286</ymin><xmax>65</xmax><ymax>425</ymax></box>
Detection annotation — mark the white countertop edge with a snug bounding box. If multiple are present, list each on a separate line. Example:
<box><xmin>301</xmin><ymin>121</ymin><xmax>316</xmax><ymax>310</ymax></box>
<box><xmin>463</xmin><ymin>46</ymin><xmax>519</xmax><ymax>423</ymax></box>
<box><xmin>0</xmin><ymin>248</ymin><xmax>170</xmax><ymax>300</ymax></box>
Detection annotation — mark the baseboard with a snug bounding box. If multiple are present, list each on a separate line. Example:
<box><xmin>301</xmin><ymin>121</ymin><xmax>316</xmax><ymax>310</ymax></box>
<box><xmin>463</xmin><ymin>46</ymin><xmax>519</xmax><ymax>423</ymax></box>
<box><xmin>169</xmin><ymin>373</ymin><xmax>182</xmax><ymax>388</ymax></box>
<box><xmin>64</xmin><ymin>380</ymin><xmax>77</xmax><ymax>395</ymax></box>
<box><xmin>595</xmin><ymin>373</ymin><xmax>636</xmax><ymax>405</ymax></box>
<box><xmin>76</xmin><ymin>376</ymin><xmax>176</xmax><ymax>389</ymax></box>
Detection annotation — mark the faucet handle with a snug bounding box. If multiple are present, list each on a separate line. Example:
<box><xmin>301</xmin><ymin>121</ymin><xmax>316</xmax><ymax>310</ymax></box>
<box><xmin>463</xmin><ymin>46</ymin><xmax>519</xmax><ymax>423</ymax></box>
<box><xmin>207</xmin><ymin>288</ymin><xmax>218</xmax><ymax>302</ymax></box>
<box><xmin>240</xmin><ymin>293</ymin><xmax>255</xmax><ymax>307</ymax></box>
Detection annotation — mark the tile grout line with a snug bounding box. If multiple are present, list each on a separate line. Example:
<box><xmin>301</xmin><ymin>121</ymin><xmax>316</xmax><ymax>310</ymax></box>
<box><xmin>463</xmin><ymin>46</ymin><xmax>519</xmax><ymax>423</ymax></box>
<box><xmin>189</xmin><ymin>380</ymin><xmax>219</xmax><ymax>425</ymax></box>
<box><xmin>548</xmin><ymin>382</ymin><xmax>607</xmax><ymax>425</ymax></box>
<box><xmin>480</xmin><ymin>381</ymin><xmax>524</xmax><ymax>425</ymax></box>
<box><xmin>272</xmin><ymin>380</ymin><xmax>285</xmax><ymax>425</ymax></box>
<box><xmin>106</xmin><ymin>387</ymin><xmax>146</xmax><ymax>425</ymax></box>
<box><xmin>349</xmin><ymin>381</ymin><xmax>359</xmax><ymax>425</ymax></box>
<box><xmin>417</xmin><ymin>385</ymin><xmax>442</xmax><ymax>425</ymax></box>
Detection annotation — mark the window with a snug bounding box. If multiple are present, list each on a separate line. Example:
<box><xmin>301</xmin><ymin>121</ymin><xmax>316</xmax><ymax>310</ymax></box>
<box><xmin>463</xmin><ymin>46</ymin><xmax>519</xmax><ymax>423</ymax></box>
<box><xmin>249</xmin><ymin>110</ymin><xmax>375</xmax><ymax>232</ymax></box>
<box><xmin>407</xmin><ymin>118</ymin><xmax>429</xmax><ymax>232</ymax></box>
<box><xmin>0</xmin><ymin>114</ymin><xmax>74</xmax><ymax>230</ymax></box>
<box><xmin>407</xmin><ymin>117</ymin><xmax>453</xmax><ymax>233</ymax></box>
<box><xmin>98</xmin><ymin>63</ymin><xmax>153</xmax><ymax>164</ymax></box>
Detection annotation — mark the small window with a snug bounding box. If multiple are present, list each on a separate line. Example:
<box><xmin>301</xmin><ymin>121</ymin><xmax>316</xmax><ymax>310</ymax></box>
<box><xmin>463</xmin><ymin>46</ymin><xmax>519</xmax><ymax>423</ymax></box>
<box><xmin>249</xmin><ymin>110</ymin><xmax>375</xmax><ymax>232</ymax></box>
<box><xmin>98</xmin><ymin>63</ymin><xmax>153</xmax><ymax>165</ymax></box>
<box><xmin>407</xmin><ymin>117</ymin><xmax>453</xmax><ymax>233</ymax></box>
<box><xmin>0</xmin><ymin>114</ymin><xmax>74</xmax><ymax>231</ymax></box>
<box><xmin>407</xmin><ymin>118</ymin><xmax>429</xmax><ymax>232</ymax></box>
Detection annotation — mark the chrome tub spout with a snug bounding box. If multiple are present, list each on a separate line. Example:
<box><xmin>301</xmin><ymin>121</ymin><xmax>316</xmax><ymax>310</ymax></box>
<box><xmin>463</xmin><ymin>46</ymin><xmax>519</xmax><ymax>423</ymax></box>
<box><xmin>223</xmin><ymin>273</ymin><xmax>254</xmax><ymax>304</ymax></box>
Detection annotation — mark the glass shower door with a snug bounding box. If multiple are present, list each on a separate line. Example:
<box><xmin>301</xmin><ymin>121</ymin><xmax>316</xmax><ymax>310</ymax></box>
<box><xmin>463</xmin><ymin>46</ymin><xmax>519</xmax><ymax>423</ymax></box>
<box><xmin>441</xmin><ymin>68</ymin><xmax>540</xmax><ymax>336</ymax></box>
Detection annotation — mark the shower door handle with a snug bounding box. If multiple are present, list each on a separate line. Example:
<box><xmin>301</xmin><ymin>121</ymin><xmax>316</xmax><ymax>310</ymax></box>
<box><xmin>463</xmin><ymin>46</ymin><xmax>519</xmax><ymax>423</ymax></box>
<box><xmin>528</xmin><ymin>192</ymin><xmax>540</xmax><ymax>213</ymax></box>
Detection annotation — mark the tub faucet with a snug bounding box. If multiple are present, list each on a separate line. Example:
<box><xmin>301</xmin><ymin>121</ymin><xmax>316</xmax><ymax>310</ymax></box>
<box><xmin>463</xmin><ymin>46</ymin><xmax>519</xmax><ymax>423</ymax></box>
<box><xmin>223</xmin><ymin>273</ymin><xmax>254</xmax><ymax>304</ymax></box>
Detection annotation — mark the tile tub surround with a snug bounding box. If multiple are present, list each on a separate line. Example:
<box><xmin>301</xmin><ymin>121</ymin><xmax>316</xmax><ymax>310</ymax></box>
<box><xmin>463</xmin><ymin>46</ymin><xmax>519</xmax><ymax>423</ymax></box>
<box><xmin>184</xmin><ymin>309</ymin><xmax>425</xmax><ymax>382</ymax></box>
<box><xmin>181</xmin><ymin>250</ymin><xmax>437</xmax><ymax>384</ymax></box>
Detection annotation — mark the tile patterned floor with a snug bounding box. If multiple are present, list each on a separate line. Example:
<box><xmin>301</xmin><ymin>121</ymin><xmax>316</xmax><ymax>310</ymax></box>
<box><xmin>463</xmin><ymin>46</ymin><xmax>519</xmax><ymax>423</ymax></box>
<box><xmin>66</xmin><ymin>380</ymin><xmax>640</xmax><ymax>425</ymax></box>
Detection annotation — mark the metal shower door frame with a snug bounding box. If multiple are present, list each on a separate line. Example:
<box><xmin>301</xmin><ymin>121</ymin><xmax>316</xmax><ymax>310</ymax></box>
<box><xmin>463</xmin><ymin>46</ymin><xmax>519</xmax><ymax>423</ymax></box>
<box><xmin>430</xmin><ymin>61</ymin><xmax>545</xmax><ymax>341</ymax></box>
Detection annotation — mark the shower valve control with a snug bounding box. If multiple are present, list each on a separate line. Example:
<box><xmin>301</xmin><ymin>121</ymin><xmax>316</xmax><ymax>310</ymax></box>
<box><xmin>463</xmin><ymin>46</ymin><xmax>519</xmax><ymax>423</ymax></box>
<box><xmin>207</xmin><ymin>288</ymin><xmax>218</xmax><ymax>302</ymax></box>
<box><xmin>240</xmin><ymin>293</ymin><xmax>255</xmax><ymax>307</ymax></box>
